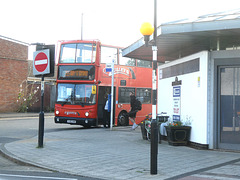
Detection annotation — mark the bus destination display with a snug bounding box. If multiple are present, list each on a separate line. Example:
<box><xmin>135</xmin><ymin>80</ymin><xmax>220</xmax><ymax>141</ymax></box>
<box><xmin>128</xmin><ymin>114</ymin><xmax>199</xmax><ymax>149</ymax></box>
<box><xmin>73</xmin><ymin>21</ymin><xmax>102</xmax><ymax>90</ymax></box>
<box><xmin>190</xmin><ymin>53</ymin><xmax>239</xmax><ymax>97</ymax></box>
<box><xmin>65</xmin><ymin>70</ymin><xmax>88</xmax><ymax>78</ymax></box>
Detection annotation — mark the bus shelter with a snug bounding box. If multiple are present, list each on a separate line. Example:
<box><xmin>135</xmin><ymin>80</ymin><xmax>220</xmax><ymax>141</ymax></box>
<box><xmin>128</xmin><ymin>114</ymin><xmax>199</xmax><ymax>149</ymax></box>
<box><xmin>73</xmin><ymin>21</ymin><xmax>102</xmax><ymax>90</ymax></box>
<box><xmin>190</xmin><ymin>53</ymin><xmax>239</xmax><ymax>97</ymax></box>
<box><xmin>122</xmin><ymin>9</ymin><xmax>240</xmax><ymax>151</ymax></box>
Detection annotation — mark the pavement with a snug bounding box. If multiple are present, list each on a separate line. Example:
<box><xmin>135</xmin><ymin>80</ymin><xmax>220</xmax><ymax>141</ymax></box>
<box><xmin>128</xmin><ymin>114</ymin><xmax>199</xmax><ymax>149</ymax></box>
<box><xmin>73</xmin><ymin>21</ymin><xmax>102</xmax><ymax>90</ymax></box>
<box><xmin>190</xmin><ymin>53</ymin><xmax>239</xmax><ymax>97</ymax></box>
<box><xmin>1</xmin><ymin>113</ymin><xmax>240</xmax><ymax>180</ymax></box>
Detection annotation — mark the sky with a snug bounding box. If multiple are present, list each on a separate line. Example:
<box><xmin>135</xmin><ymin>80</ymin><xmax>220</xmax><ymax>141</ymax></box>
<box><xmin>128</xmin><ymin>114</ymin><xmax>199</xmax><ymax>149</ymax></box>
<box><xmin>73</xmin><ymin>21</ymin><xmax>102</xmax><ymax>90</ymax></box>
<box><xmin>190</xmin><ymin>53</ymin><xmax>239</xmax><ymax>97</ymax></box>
<box><xmin>1</xmin><ymin>0</ymin><xmax>240</xmax><ymax>48</ymax></box>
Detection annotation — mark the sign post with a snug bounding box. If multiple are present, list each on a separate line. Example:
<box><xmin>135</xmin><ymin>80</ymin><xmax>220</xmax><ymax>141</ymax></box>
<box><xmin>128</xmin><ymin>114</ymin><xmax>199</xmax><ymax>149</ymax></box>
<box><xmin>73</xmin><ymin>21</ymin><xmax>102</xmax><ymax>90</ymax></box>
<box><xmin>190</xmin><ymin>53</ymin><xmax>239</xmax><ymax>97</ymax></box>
<box><xmin>38</xmin><ymin>76</ymin><xmax>45</xmax><ymax>148</ymax></box>
<box><xmin>33</xmin><ymin>49</ymin><xmax>50</xmax><ymax>148</ymax></box>
<box><xmin>110</xmin><ymin>59</ymin><xmax>114</xmax><ymax>130</ymax></box>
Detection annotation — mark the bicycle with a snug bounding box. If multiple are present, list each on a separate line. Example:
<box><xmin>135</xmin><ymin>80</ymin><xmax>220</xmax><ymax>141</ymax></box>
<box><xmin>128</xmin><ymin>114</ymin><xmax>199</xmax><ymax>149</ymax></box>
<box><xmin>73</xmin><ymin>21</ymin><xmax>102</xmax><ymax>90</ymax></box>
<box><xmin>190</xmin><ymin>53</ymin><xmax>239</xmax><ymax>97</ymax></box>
<box><xmin>139</xmin><ymin>113</ymin><xmax>152</xmax><ymax>141</ymax></box>
<box><xmin>140</xmin><ymin>112</ymin><xmax>169</xmax><ymax>142</ymax></box>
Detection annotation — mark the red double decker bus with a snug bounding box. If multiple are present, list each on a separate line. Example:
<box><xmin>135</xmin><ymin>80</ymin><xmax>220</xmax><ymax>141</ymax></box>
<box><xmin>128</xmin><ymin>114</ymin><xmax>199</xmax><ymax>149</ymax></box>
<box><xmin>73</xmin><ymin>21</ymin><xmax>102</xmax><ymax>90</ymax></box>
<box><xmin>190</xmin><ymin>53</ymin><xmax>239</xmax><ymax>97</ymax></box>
<box><xmin>54</xmin><ymin>40</ymin><xmax>152</xmax><ymax>127</ymax></box>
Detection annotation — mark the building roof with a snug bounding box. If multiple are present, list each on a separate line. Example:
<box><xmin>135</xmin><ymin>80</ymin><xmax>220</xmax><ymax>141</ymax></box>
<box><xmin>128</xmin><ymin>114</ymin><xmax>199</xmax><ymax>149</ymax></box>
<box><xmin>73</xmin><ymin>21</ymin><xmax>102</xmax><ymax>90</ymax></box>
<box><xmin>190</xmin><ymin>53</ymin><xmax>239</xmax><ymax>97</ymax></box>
<box><xmin>0</xmin><ymin>35</ymin><xmax>29</xmax><ymax>46</ymax></box>
<box><xmin>122</xmin><ymin>9</ymin><xmax>240</xmax><ymax>62</ymax></box>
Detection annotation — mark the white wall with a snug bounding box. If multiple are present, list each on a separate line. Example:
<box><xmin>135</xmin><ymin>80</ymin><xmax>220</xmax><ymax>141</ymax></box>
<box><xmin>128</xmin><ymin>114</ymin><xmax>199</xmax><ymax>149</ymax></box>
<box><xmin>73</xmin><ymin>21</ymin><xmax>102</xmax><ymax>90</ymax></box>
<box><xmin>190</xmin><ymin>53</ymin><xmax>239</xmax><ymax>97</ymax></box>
<box><xmin>158</xmin><ymin>51</ymin><xmax>209</xmax><ymax>145</ymax></box>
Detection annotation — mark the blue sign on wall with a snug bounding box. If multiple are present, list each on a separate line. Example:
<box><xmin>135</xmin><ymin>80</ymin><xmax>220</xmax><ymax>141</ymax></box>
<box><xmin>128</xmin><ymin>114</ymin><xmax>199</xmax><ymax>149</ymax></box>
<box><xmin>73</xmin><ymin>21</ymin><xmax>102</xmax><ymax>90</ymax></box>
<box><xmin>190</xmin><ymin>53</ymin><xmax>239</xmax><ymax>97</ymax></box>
<box><xmin>173</xmin><ymin>115</ymin><xmax>181</xmax><ymax>121</ymax></box>
<box><xmin>173</xmin><ymin>86</ymin><xmax>181</xmax><ymax>121</ymax></box>
<box><xmin>173</xmin><ymin>86</ymin><xmax>181</xmax><ymax>97</ymax></box>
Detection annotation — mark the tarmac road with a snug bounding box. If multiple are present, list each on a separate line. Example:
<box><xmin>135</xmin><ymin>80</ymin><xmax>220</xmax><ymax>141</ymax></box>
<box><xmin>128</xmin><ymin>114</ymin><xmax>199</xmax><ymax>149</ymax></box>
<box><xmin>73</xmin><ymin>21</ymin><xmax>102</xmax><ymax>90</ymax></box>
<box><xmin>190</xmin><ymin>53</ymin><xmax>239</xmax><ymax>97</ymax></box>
<box><xmin>0</xmin><ymin>113</ymin><xmax>102</xmax><ymax>180</ymax></box>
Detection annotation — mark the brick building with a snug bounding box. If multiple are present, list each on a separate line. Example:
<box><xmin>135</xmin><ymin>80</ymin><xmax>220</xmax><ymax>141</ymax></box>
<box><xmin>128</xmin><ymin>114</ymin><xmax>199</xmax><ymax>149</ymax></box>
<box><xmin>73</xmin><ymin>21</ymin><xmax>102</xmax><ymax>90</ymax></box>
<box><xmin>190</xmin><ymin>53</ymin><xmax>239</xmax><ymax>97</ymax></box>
<box><xmin>0</xmin><ymin>36</ymin><xmax>28</xmax><ymax>112</ymax></box>
<box><xmin>0</xmin><ymin>36</ymin><xmax>57</xmax><ymax>113</ymax></box>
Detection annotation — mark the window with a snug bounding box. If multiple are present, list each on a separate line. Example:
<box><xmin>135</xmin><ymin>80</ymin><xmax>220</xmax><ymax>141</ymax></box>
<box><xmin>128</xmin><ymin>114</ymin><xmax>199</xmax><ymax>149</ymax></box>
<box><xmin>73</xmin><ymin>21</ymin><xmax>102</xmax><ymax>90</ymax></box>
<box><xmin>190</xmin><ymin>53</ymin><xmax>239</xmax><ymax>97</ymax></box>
<box><xmin>118</xmin><ymin>87</ymin><xmax>151</xmax><ymax>104</ymax></box>
<box><xmin>119</xmin><ymin>49</ymin><xmax>135</xmax><ymax>66</ymax></box>
<box><xmin>60</xmin><ymin>44</ymin><xmax>76</xmax><ymax>63</ymax></box>
<box><xmin>76</xmin><ymin>44</ymin><xmax>96</xmax><ymax>63</ymax></box>
<box><xmin>137</xmin><ymin>59</ymin><xmax>152</xmax><ymax>68</ymax></box>
<box><xmin>119</xmin><ymin>57</ymin><xmax>135</xmax><ymax>66</ymax></box>
<box><xmin>57</xmin><ymin>84</ymin><xmax>74</xmax><ymax>102</ymax></box>
<box><xmin>118</xmin><ymin>87</ymin><xmax>135</xmax><ymax>103</ymax></box>
<box><xmin>57</xmin><ymin>84</ymin><xmax>96</xmax><ymax>105</ymax></box>
<box><xmin>60</xmin><ymin>43</ymin><xmax>96</xmax><ymax>63</ymax></box>
<box><xmin>101</xmin><ymin>46</ymin><xmax>118</xmax><ymax>64</ymax></box>
<box><xmin>136</xmin><ymin>88</ymin><xmax>151</xmax><ymax>104</ymax></box>
<box><xmin>120</xmin><ymin>80</ymin><xmax>126</xmax><ymax>86</ymax></box>
<box><xmin>160</xmin><ymin>58</ymin><xmax>199</xmax><ymax>79</ymax></box>
<box><xmin>58</xmin><ymin>65</ymin><xmax>95</xmax><ymax>80</ymax></box>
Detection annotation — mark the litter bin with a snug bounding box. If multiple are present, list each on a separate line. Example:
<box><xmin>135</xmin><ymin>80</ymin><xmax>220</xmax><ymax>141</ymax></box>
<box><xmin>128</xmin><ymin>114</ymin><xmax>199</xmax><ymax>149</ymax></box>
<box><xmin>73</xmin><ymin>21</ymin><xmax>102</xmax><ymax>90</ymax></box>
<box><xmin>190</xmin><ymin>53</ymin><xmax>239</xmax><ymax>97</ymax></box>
<box><xmin>157</xmin><ymin>113</ymin><xmax>169</xmax><ymax>143</ymax></box>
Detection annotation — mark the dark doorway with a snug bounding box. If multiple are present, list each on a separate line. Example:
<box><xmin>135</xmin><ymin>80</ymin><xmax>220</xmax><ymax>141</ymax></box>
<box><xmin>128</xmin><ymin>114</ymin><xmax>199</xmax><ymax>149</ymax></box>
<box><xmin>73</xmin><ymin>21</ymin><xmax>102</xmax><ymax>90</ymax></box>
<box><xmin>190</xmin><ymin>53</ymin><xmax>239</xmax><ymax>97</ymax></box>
<box><xmin>218</xmin><ymin>66</ymin><xmax>240</xmax><ymax>150</ymax></box>
<box><xmin>97</xmin><ymin>86</ymin><xmax>116</xmax><ymax>126</ymax></box>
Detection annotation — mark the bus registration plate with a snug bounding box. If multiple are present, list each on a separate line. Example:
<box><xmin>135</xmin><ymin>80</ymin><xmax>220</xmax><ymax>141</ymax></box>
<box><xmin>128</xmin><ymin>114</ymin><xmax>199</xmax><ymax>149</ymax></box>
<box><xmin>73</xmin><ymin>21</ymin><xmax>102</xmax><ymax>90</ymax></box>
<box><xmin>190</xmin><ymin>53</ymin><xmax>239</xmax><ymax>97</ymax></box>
<box><xmin>67</xmin><ymin>120</ymin><xmax>76</xmax><ymax>124</ymax></box>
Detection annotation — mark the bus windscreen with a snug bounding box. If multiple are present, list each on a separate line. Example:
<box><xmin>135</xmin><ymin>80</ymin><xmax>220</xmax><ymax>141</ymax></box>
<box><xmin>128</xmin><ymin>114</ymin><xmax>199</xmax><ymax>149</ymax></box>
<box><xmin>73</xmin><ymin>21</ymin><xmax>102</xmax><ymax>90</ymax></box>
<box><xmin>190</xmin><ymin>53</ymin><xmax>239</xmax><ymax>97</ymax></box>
<box><xmin>57</xmin><ymin>83</ymin><xmax>96</xmax><ymax>105</ymax></box>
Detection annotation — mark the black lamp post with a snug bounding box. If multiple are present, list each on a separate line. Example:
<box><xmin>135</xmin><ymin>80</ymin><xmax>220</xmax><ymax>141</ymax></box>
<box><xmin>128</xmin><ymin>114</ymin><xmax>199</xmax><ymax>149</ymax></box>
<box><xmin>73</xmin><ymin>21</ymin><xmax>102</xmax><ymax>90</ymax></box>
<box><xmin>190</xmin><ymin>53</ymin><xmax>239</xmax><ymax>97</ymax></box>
<box><xmin>140</xmin><ymin>0</ymin><xmax>158</xmax><ymax>175</ymax></box>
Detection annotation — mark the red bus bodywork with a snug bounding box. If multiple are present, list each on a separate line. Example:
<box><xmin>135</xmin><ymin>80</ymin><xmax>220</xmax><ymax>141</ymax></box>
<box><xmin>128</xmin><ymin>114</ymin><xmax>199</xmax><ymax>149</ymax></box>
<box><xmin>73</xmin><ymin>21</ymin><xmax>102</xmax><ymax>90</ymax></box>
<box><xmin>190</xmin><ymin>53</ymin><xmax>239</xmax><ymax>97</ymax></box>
<box><xmin>54</xmin><ymin>40</ymin><xmax>152</xmax><ymax>127</ymax></box>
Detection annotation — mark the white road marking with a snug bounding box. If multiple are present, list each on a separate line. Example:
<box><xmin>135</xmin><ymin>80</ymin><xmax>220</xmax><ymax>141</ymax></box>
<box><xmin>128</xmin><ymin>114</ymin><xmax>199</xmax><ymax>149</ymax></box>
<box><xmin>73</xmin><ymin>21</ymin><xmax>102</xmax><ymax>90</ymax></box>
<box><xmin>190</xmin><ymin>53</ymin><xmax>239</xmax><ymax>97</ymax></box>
<box><xmin>0</xmin><ymin>116</ymin><xmax>54</xmax><ymax>121</ymax></box>
<box><xmin>0</xmin><ymin>173</ymin><xmax>77</xmax><ymax>179</ymax></box>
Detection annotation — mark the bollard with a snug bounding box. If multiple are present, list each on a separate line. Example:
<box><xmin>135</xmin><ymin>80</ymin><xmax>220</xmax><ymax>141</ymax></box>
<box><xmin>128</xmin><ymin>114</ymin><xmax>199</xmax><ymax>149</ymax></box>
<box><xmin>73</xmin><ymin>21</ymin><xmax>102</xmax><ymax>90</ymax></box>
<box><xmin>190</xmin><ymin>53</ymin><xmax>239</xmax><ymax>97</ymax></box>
<box><xmin>150</xmin><ymin>119</ymin><xmax>158</xmax><ymax>174</ymax></box>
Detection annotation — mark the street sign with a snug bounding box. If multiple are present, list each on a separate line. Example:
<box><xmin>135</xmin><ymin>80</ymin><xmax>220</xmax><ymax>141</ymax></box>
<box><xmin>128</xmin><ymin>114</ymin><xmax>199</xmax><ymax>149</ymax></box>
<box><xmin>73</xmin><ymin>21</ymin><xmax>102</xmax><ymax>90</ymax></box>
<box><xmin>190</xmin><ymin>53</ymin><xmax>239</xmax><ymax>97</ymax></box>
<box><xmin>33</xmin><ymin>49</ymin><xmax>50</xmax><ymax>76</ymax></box>
<box><xmin>36</xmin><ymin>44</ymin><xmax>55</xmax><ymax>77</ymax></box>
<box><xmin>106</xmin><ymin>63</ymin><xmax>112</xmax><ymax>72</ymax></box>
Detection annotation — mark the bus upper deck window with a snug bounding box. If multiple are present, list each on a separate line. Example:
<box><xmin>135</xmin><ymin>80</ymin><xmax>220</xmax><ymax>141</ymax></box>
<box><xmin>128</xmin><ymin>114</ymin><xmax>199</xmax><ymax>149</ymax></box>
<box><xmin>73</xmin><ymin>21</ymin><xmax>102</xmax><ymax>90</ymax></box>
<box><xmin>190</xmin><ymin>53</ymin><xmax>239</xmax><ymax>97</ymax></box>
<box><xmin>101</xmin><ymin>46</ymin><xmax>117</xmax><ymax>64</ymax></box>
<box><xmin>60</xmin><ymin>43</ymin><xmax>96</xmax><ymax>63</ymax></box>
<box><xmin>60</xmin><ymin>44</ymin><xmax>76</xmax><ymax>63</ymax></box>
<box><xmin>76</xmin><ymin>44</ymin><xmax>96</xmax><ymax>63</ymax></box>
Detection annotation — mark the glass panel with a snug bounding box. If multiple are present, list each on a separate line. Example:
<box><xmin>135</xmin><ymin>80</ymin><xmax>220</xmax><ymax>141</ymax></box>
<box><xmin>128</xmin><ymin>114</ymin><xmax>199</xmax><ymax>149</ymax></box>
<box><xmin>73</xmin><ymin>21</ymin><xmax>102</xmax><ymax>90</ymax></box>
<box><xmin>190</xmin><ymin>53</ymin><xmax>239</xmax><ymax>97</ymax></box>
<box><xmin>119</xmin><ymin>49</ymin><xmax>135</xmax><ymax>66</ymax></box>
<box><xmin>118</xmin><ymin>87</ymin><xmax>135</xmax><ymax>103</ymax></box>
<box><xmin>60</xmin><ymin>44</ymin><xmax>76</xmax><ymax>63</ymax></box>
<box><xmin>75</xmin><ymin>84</ymin><xmax>96</xmax><ymax>104</ymax></box>
<box><xmin>220</xmin><ymin>67</ymin><xmax>240</xmax><ymax>144</ymax></box>
<box><xmin>119</xmin><ymin>57</ymin><xmax>135</xmax><ymax>66</ymax></box>
<box><xmin>57</xmin><ymin>84</ymin><xmax>75</xmax><ymax>102</ymax></box>
<box><xmin>58</xmin><ymin>65</ymin><xmax>95</xmax><ymax>80</ymax></box>
<box><xmin>76</xmin><ymin>43</ymin><xmax>96</xmax><ymax>63</ymax></box>
<box><xmin>57</xmin><ymin>84</ymin><xmax>96</xmax><ymax>105</ymax></box>
<box><xmin>161</xmin><ymin>58</ymin><xmax>199</xmax><ymax>79</ymax></box>
<box><xmin>136</xmin><ymin>88</ymin><xmax>151</xmax><ymax>104</ymax></box>
<box><xmin>60</xmin><ymin>43</ymin><xmax>96</xmax><ymax>63</ymax></box>
<box><xmin>101</xmin><ymin>46</ymin><xmax>118</xmax><ymax>64</ymax></box>
<box><xmin>137</xmin><ymin>59</ymin><xmax>152</xmax><ymax>68</ymax></box>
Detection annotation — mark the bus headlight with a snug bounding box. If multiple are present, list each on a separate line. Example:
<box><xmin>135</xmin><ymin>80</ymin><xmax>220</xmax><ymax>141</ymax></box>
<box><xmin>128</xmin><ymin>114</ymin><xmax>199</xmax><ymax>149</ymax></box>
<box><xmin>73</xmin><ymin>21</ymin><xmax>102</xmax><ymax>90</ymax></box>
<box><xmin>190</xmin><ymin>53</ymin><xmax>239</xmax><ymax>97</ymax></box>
<box><xmin>56</xmin><ymin>110</ymin><xmax>59</xmax><ymax>115</ymax></box>
<box><xmin>85</xmin><ymin>112</ymin><xmax>89</xmax><ymax>117</ymax></box>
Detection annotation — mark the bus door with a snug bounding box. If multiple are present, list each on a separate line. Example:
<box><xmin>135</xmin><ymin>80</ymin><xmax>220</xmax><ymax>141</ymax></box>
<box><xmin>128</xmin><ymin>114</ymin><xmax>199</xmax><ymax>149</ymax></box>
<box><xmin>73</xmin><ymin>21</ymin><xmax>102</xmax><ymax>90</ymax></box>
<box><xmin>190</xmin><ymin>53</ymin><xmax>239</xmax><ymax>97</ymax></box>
<box><xmin>97</xmin><ymin>86</ymin><xmax>116</xmax><ymax>126</ymax></box>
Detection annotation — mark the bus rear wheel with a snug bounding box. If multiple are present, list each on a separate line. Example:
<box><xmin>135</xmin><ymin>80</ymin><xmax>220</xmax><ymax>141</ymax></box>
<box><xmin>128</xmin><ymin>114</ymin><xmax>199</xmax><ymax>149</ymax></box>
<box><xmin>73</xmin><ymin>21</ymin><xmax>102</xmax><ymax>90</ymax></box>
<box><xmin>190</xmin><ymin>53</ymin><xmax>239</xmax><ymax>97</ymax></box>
<box><xmin>118</xmin><ymin>111</ymin><xmax>128</xmax><ymax>126</ymax></box>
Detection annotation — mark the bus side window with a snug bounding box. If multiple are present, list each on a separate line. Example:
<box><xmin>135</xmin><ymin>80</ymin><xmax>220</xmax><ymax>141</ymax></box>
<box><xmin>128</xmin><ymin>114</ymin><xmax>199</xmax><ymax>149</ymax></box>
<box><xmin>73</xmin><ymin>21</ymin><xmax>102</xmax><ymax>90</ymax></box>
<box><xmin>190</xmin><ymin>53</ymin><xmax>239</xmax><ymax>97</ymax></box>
<box><xmin>119</xmin><ymin>49</ymin><xmax>136</xmax><ymax>66</ymax></box>
<box><xmin>136</xmin><ymin>88</ymin><xmax>152</xmax><ymax>104</ymax></box>
<box><xmin>101</xmin><ymin>46</ymin><xmax>118</xmax><ymax>64</ymax></box>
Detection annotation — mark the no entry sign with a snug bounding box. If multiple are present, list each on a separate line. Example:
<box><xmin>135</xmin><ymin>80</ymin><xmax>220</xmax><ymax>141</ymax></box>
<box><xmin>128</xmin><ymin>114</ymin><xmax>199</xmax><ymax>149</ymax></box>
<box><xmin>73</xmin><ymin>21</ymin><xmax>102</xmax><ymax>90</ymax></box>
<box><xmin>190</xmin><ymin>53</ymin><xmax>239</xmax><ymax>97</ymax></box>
<box><xmin>33</xmin><ymin>49</ymin><xmax>50</xmax><ymax>76</ymax></box>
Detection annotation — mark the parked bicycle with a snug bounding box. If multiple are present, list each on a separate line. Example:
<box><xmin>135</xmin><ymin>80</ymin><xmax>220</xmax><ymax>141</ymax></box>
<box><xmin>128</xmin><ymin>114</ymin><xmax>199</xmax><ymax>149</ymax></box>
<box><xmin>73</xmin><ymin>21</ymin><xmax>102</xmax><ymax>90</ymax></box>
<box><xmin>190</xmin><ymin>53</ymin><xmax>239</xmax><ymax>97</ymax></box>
<box><xmin>140</xmin><ymin>112</ymin><xmax>169</xmax><ymax>141</ymax></box>
<box><xmin>139</xmin><ymin>113</ymin><xmax>152</xmax><ymax>141</ymax></box>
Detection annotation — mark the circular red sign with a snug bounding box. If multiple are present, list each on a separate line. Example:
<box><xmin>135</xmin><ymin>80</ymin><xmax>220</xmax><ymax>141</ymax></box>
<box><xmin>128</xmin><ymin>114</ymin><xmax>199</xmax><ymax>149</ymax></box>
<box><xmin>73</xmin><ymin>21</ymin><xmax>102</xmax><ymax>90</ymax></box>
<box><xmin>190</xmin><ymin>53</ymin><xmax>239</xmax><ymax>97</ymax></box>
<box><xmin>34</xmin><ymin>52</ymin><xmax>48</xmax><ymax>72</ymax></box>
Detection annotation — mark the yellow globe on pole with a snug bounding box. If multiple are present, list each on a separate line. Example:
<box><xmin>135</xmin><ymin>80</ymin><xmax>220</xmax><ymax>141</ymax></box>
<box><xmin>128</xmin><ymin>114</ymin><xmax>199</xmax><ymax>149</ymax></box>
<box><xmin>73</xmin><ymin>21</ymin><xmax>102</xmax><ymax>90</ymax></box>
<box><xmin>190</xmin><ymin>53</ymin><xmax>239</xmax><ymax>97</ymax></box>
<box><xmin>140</xmin><ymin>22</ymin><xmax>154</xmax><ymax>46</ymax></box>
<box><xmin>140</xmin><ymin>22</ymin><xmax>154</xmax><ymax>36</ymax></box>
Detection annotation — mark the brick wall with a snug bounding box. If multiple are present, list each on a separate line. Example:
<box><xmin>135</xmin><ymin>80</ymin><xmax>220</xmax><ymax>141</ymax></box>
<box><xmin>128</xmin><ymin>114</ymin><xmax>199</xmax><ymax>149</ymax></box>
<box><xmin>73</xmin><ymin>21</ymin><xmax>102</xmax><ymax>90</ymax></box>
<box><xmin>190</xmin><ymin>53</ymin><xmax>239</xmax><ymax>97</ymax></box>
<box><xmin>0</xmin><ymin>38</ymin><xmax>28</xmax><ymax>112</ymax></box>
<box><xmin>0</xmin><ymin>38</ymin><xmax>28</xmax><ymax>60</ymax></box>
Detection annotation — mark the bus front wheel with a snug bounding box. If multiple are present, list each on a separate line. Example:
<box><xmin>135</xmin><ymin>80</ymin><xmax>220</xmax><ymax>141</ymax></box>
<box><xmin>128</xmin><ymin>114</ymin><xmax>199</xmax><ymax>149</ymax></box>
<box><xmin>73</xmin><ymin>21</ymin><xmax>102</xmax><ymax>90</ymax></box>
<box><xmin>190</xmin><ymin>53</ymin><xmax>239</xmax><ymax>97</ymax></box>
<box><xmin>118</xmin><ymin>111</ymin><xmax>128</xmax><ymax>126</ymax></box>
